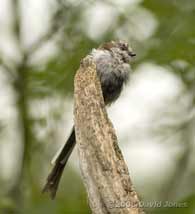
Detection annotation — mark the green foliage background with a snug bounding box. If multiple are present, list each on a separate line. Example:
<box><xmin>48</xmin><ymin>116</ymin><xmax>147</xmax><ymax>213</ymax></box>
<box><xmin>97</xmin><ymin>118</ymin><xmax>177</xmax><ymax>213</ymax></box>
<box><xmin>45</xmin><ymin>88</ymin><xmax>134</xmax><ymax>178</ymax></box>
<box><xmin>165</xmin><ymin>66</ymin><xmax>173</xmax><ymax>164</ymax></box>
<box><xmin>0</xmin><ymin>0</ymin><xmax>194</xmax><ymax>213</ymax></box>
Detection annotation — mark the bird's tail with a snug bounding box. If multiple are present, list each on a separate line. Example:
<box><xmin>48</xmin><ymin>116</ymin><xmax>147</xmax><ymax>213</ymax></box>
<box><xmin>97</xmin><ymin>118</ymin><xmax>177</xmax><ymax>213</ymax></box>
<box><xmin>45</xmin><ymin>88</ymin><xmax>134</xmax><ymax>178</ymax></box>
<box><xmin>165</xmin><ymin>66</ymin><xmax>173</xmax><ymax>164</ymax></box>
<box><xmin>42</xmin><ymin>127</ymin><xmax>76</xmax><ymax>199</ymax></box>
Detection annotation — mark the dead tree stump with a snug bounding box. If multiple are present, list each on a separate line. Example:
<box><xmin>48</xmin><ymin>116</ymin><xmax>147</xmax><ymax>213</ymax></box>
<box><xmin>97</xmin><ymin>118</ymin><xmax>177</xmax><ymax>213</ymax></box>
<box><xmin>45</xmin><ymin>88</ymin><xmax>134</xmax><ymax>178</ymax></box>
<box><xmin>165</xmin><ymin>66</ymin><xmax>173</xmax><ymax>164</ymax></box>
<box><xmin>74</xmin><ymin>56</ymin><xmax>144</xmax><ymax>214</ymax></box>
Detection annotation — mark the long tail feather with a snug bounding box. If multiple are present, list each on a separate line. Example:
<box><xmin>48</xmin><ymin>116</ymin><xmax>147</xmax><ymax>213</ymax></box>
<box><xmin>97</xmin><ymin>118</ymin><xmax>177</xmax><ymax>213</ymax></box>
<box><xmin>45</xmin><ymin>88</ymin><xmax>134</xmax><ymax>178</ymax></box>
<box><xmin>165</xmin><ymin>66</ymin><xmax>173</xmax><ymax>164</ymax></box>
<box><xmin>42</xmin><ymin>127</ymin><xmax>76</xmax><ymax>199</ymax></box>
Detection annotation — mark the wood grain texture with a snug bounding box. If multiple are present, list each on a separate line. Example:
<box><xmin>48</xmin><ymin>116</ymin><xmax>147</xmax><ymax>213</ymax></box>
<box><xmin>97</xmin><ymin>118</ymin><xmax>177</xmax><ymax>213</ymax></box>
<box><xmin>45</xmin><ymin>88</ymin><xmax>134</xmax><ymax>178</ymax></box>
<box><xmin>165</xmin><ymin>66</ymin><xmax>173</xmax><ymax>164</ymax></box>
<box><xmin>74</xmin><ymin>56</ymin><xmax>144</xmax><ymax>214</ymax></box>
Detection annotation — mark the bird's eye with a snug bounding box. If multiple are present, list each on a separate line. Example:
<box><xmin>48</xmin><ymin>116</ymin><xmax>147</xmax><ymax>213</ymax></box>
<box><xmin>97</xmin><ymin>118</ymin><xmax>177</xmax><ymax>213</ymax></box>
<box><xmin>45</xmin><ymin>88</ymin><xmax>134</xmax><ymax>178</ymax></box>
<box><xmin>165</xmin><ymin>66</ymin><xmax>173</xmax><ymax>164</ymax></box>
<box><xmin>121</xmin><ymin>45</ymin><xmax>126</xmax><ymax>50</ymax></box>
<box><xmin>120</xmin><ymin>43</ymin><xmax>128</xmax><ymax>51</ymax></box>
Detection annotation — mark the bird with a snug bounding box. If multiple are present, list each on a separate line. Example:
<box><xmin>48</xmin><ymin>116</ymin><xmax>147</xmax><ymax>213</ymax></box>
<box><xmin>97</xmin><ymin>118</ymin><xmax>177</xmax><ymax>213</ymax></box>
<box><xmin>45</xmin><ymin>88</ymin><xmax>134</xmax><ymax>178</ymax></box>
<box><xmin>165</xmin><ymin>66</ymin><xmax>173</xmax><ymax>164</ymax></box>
<box><xmin>42</xmin><ymin>41</ymin><xmax>136</xmax><ymax>199</ymax></box>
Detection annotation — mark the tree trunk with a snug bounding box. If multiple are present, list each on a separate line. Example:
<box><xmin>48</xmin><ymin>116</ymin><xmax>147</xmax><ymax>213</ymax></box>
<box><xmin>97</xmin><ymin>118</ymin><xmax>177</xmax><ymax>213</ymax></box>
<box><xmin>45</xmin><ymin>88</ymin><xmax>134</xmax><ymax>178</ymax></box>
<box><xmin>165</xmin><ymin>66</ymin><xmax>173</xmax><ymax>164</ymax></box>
<box><xmin>74</xmin><ymin>56</ymin><xmax>144</xmax><ymax>214</ymax></box>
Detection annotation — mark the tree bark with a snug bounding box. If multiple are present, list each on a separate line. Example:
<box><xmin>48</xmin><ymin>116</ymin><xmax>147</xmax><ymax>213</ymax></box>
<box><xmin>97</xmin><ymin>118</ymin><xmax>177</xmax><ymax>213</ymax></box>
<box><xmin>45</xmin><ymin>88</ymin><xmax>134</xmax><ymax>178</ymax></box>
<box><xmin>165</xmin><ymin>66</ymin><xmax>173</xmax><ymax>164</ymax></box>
<box><xmin>74</xmin><ymin>56</ymin><xmax>144</xmax><ymax>214</ymax></box>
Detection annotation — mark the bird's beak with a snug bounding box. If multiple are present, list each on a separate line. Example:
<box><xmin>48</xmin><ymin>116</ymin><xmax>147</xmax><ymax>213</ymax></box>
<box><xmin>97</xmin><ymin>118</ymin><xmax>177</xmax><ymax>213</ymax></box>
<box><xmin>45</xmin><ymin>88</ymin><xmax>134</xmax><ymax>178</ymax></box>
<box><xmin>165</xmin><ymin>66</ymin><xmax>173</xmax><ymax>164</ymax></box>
<box><xmin>128</xmin><ymin>51</ymin><xmax>136</xmax><ymax>57</ymax></box>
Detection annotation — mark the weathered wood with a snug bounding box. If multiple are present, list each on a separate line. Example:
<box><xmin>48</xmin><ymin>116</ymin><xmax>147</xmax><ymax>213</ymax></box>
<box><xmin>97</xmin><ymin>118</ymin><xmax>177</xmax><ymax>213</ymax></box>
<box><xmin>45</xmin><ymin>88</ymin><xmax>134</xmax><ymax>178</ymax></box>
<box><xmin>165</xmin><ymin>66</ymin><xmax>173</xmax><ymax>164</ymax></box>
<box><xmin>74</xmin><ymin>56</ymin><xmax>144</xmax><ymax>214</ymax></box>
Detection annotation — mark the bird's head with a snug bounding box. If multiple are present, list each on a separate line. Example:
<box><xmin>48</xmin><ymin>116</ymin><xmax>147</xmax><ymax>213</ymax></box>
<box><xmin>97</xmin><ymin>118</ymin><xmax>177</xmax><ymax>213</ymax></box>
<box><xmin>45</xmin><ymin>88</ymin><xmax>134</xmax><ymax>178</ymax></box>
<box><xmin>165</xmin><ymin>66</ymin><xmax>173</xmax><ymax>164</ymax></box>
<box><xmin>99</xmin><ymin>40</ymin><xmax>136</xmax><ymax>63</ymax></box>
